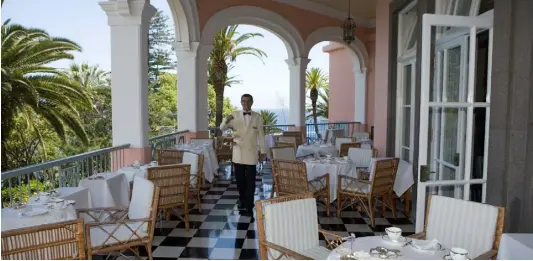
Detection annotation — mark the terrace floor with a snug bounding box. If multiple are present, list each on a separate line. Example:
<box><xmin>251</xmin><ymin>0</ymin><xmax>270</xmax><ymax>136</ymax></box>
<box><xmin>97</xmin><ymin>162</ymin><xmax>415</xmax><ymax>260</ymax></box>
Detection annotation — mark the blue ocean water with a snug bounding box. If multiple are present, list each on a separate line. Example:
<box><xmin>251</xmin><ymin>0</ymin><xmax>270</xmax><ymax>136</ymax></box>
<box><xmin>256</xmin><ymin>107</ymin><xmax>327</xmax><ymax>125</ymax></box>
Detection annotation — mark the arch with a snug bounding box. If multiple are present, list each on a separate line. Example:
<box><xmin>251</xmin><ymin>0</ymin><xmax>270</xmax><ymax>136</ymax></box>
<box><xmin>305</xmin><ymin>27</ymin><xmax>370</xmax><ymax>124</ymax></box>
<box><xmin>304</xmin><ymin>27</ymin><xmax>369</xmax><ymax>71</ymax></box>
<box><xmin>167</xmin><ymin>0</ymin><xmax>200</xmax><ymax>43</ymax></box>
<box><xmin>201</xmin><ymin>6</ymin><xmax>305</xmax><ymax>59</ymax></box>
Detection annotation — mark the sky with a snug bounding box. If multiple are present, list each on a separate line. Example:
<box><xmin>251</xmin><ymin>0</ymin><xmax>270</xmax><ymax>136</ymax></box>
<box><xmin>1</xmin><ymin>0</ymin><xmax>330</xmax><ymax>109</ymax></box>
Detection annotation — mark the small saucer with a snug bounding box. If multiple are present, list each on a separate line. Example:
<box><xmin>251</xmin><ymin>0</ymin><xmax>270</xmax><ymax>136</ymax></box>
<box><xmin>382</xmin><ymin>234</ymin><xmax>409</xmax><ymax>245</ymax></box>
<box><xmin>443</xmin><ymin>254</ymin><xmax>470</xmax><ymax>260</ymax></box>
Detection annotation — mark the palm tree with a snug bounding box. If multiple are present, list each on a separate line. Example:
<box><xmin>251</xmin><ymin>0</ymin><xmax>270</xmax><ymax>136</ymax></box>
<box><xmin>64</xmin><ymin>62</ymin><xmax>110</xmax><ymax>90</ymax></box>
<box><xmin>209</xmin><ymin>25</ymin><xmax>267</xmax><ymax>133</ymax></box>
<box><xmin>306</xmin><ymin>86</ymin><xmax>329</xmax><ymax>120</ymax></box>
<box><xmin>306</xmin><ymin>67</ymin><xmax>328</xmax><ymax>139</ymax></box>
<box><xmin>259</xmin><ymin>109</ymin><xmax>282</xmax><ymax>134</ymax></box>
<box><xmin>1</xmin><ymin>20</ymin><xmax>92</xmax><ymax>161</ymax></box>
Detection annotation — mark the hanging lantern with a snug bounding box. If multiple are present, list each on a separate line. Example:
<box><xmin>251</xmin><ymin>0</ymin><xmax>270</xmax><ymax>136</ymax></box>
<box><xmin>342</xmin><ymin>0</ymin><xmax>356</xmax><ymax>44</ymax></box>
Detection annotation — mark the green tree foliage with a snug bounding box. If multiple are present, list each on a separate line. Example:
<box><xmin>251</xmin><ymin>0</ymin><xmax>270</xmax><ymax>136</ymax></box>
<box><xmin>209</xmin><ymin>25</ymin><xmax>267</xmax><ymax>131</ymax></box>
<box><xmin>148</xmin><ymin>10</ymin><xmax>176</xmax><ymax>87</ymax></box>
<box><xmin>149</xmin><ymin>73</ymin><xmax>177</xmax><ymax>136</ymax></box>
<box><xmin>306</xmin><ymin>67</ymin><xmax>328</xmax><ymax>139</ymax></box>
<box><xmin>208</xmin><ymin>85</ymin><xmax>237</xmax><ymax>127</ymax></box>
<box><xmin>1</xmin><ymin>20</ymin><xmax>92</xmax><ymax>170</ymax></box>
<box><xmin>306</xmin><ymin>85</ymin><xmax>329</xmax><ymax>120</ymax></box>
<box><xmin>259</xmin><ymin>109</ymin><xmax>283</xmax><ymax>134</ymax></box>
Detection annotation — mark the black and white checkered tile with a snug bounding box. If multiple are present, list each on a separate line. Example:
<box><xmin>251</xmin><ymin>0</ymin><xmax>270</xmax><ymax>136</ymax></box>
<box><xmin>96</xmin><ymin>163</ymin><xmax>414</xmax><ymax>260</ymax></box>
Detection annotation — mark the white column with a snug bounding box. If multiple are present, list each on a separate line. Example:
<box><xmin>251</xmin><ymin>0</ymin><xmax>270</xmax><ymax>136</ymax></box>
<box><xmin>100</xmin><ymin>0</ymin><xmax>155</xmax><ymax>147</ymax></box>
<box><xmin>354</xmin><ymin>67</ymin><xmax>367</xmax><ymax>124</ymax></box>
<box><xmin>174</xmin><ymin>42</ymin><xmax>209</xmax><ymax>133</ymax></box>
<box><xmin>286</xmin><ymin>58</ymin><xmax>310</xmax><ymax>127</ymax></box>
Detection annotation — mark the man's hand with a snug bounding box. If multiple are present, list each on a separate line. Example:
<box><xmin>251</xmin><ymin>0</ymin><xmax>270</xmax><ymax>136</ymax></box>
<box><xmin>259</xmin><ymin>153</ymin><xmax>267</xmax><ymax>162</ymax></box>
<box><xmin>225</xmin><ymin>115</ymin><xmax>234</xmax><ymax>124</ymax></box>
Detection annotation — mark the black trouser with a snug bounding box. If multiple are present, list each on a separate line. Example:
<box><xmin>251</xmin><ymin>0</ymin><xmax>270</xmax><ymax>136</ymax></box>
<box><xmin>233</xmin><ymin>163</ymin><xmax>257</xmax><ymax>211</ymax></box>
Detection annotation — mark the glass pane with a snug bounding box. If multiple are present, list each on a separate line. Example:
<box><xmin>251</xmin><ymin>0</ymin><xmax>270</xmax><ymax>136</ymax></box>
<box><xmin>427</xmin><ymin>107</ymin><xmax>441</xmax><ymax>172</ymax></box>
<box><xmin>456</xmin><ymin>0</ymin><xmax>473</xmax><ymax>16</ymax></box>
<box><xmin>471</xmin><ymin>107</ymin><xmax>487</xmax><ymax>179</ymax></box>
<box><xmin>445</xmin><ymin>46</ymin><xmax>462</xmax><ymax>102</ymax></box>
<box><xmin>442</xmin><ymin>108</ymin><xmax>459</xmax><ymax>163</ymax></box>
<box><xmin>479</xmin><ymin>0</ymin><xmax>494</xmax><ymax>15</ymax></box>
<box><xmin>403</xmin><ymin>107</ymin><xmax>411</xmax><ymax>147</ymax></box>
<box><xmin>402</xmin><ymin>148</ymin><xmax>410</xmax><ymax>162</ymax></box>
<box><xmin>404</xmin><ymin>64</ymin><xmax>412</xmax><ymax>105</ymax></box>
<box><xmin>430</xmin><ymin>51</ymin><xmax>444</xmax><ymax>102</ymax></box>
<box><xmin>426</xmin><ymin>185</ymin><xmax>464</xmax><ymax>200</ymax></box>
<box><xmin>475</xmin><ymin>31</ymin><xmax>490</xmax><ymax>103</ymax></box>
<box><xmin>470</xmin><ymin>184</ymin><xmax>483</xmax><ymax>202</ymax></box>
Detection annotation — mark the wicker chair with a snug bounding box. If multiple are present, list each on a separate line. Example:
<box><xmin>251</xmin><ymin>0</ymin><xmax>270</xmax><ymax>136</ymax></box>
<box><xmin>156</xmin><ymin>149</ymin><xmax>184</xmax><ymax>165</ymax></box>
<box><xmin>335</xmin><ymin>137</ymin><xmax>356</xmax><ymax>151</ymax></box>
<box><xmin>147</xmin><ymin>164</ymin><xmax>191</xmax><ymax>230</ymax></box>
<box><xmin>409</xmin><ymin>195</ymin><xmax>505</xmax><ymax>259</ymax></box>
<box><xmin>275</xmin><ymin>141</ymin><xmax>296</xmax><ymax>150</ymax></box>
<box><xmin>276</xmin><ymin>135</ymin><xmax>297</xmax><ymax>146</ymax></box>
<box><xmin>270</xmin><ymin>146</ymin><xmax>296</xmax><ymax>161</ymax></box>
<box><xmin>255</xmin><ymin>193</ymin><xmax>344</xmax><ymax>260</ymax></box>
<box><xmin>282</xmin><ymin>131</ymin><xmax>303</xmax><ymax>146</ymax></box>
<box><xmin>1</xmin><ymin>219</ymin><xmax>86</xmax><ymax>260</ymax></box>
<box><xmin>339</xmin><ymin>143</ymin><xmax>361</xmax><ymax>157</ymax></box>
<box><xmin>271</xmin><ymin>159</ymin><xmax>331</xmax><ymax>216</ymax></box>
<box><xmin>337</xmin><ymin>158</ymin><xmax>399</xmax><ymax>227</ymax></box>
<box><xmin>78</xmin><ymin>177</ymin><xmax>160</xmax><ymax>259</ymax></box>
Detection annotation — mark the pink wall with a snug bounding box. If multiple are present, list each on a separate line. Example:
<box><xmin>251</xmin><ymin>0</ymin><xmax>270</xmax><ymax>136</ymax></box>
<box><xmin>324</xmin><ymin>42</ymin><xmax>356</xmax><ymax>123</ymax></box>
<box><xmin>373</xmin><ymin>0</ymin><xmax>390</xmax><ymax>156</ymax></box>
<box><xmin>323</xmin><ymin>37</ymin><xmax>376</xmax><ymax>132</ymax></box>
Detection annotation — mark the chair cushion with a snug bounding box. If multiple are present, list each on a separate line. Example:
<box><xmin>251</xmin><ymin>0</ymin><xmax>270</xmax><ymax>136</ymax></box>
<box><xmin>344</xmin><ymin>181</ymin><xmax>371</xmax><ymax>194</ymax></box>
<box><xmin>263</xmin><ymin>198</ymin><xmax>319</xmax><ymax>258</ymax></box>
<box><xmin>426</xmin><ymin>195</ymin><xmax>499</xmax><ymax>258</ymax></box>
<box><xmin>90</xmin><ymin>222</ymin><xmax>149</xmax><ymax>247</ymax></box>
<box><xmin>128</xmin><ymin>177</ymin><xmax>154</xmax><ymax>220</ymax></box>
<box><xmin>335</xmin><ymin>138</ymin><xmax>353</xmax><ymax>151</ymax></box>
<box><xmin>272</xmin><ymin>147</ymin><xmax>296</xmax><ymax>161</ymax></box>
<box><xmin>348</xmin><ymin>148</ymin><xmax>373</xmax><ymax>168</ymax></box>
<box><xmin>301</xmin><ymin>246</ymin><xmax>331</xmax><ymax>260</ymax></box>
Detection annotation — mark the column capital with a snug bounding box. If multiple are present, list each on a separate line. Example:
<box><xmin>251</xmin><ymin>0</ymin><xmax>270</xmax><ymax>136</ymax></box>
<box><xmin>99</xmin><ymin>0</ymin><xmax>156</xmax><ymax>26</ymax></box>
<box><xmin>285</xmin><ymin>57</ymin><xmax>311</xmax><ymax>68</ymax></box>
<box><xmin>174</xmin><ymin>41</ymin><xmax>200</xmax><ymax>58</ymax></box>
<box><xmin>353</xmin><ymin>67</ymin><xmax>368</xmax><ymax>75</ymax></box>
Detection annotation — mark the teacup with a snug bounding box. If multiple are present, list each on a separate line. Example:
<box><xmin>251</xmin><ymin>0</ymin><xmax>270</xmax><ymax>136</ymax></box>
<box><xmin>385</xmin><ymin>227</ymin><xmax>402</xmax><ymax>242</ymax></box>
<box><xmin>151</xmin><ymin>161</ymin><xmax>158</xmax><ymax>167</ymax></box>
<box><xmin>450</xmin><ymin>248</ymin><xmax>469</xmax><ymax>260</ymax></box>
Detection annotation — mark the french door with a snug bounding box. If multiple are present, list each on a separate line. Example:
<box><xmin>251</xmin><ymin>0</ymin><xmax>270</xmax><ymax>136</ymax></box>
<box><xmin>416</xmin><ymin>13</ymin><xmax>493</xmax><ymax>232</ymax></box>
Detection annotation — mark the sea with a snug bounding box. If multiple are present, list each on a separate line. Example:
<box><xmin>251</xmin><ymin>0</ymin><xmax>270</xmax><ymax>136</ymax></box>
<box><xmin>255</xmin><ymin>107</ymin><xmax>328</xmax><ymax>125</ymax></box>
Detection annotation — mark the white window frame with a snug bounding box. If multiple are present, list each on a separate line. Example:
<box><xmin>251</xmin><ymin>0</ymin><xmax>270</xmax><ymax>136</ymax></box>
<box><xmin>395</xmin><ymin>0</ymin><xmax>418</xmax><ymax>163</ymax></box>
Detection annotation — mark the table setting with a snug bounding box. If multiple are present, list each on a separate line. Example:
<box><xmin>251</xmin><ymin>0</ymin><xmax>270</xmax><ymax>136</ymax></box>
<box><xmin>328</xmin><ymin>227</ymin><xmax>471</xmax><ymax>260</ymax></box>
<box><xmin>117</xmin><ymin>160</ymin><xmax>158</xmax><ymax>182</ymax></box>
<box><xmin>1</xmin><ymin>192</ymin><xmax>77</xmax><ymax>232</ymax></box>
<box><xmin>304</xmin><ymin>155</ymin><xmax>357</xmax><ymax>202</ymax></box>
<box><xmin>175</xmin><ymin>142</ymin><xmax>218</xmax><ymax>182</ymax></box>
<box><xmin>78</xmin><ymin>172</ymin><xmax>130</xmax><ymax>208</ymax></box>
<box><xmin>297</xmin><ymin>142</ymin><xmax>338</xmax><ymax>158</ymax></box>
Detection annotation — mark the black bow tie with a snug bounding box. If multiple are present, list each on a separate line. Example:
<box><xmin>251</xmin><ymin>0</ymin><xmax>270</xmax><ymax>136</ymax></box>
<box><xmin>243</xmin><ymin>112</ymin><xmax>251</xmax><ymax>116</ymax></box>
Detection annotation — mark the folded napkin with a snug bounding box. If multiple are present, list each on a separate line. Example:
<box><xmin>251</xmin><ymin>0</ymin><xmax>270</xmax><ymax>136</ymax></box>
<box><xmin>409</xmin><ymin>239</ymin><xmax>443</xmax><ymax>254</ymax></box>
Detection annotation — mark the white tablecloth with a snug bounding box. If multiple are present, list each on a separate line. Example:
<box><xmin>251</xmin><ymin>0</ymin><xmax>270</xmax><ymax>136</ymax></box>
<box><xmin>78</xmin><ymin>173</ymin><xmax>130</xmax><ymax>208</ymax></box>
<box><xmin>56</xmin><ymin>187</ymin><xmax>93</xmax><ymax>209</ymax></box>
<box><xmin>1</xmin><ymin>204</ymin><xmax>77</xmax><ymax>232</ymax></box>
<box><xmin>369</xmin><ymin>158</ymin><xmax>414</xmax><ymax>197</ymax></box>
<box><xmin>297</xmin><ymin>144</ymin><xmax>337</xmax><ymax>158</ymax></box>
<box><xmin>304</xmin><ymin>158</ymin><xmax>356</xmax><ymax>202</ymax></box>
<box><xmin>497</xmin><ymin>233</ymin><xmax>533</xmax><ymax>260</ymax></box>
<box><xmin>117</xmin><ymin>165</ymin><xmax>150</xmax><ymax>182</ymax></box>
<box><xmin>328</xmin><ymin>236</ymin><xmax>446</xmax><ymax>260</ymax></box>
<box><xmin>176</xmin><ymin>144</ymin><xmax>218</xmax><ymax>182</ymax></box>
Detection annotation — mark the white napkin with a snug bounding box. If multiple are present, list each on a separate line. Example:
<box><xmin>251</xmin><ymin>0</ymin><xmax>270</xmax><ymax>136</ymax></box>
<box><xmin>409</xmin><ymin>239</ymin><xmax>442</xmax><ymax>254</ymax></box>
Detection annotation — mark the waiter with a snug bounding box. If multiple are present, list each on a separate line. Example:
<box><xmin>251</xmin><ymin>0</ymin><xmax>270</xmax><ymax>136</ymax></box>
<box><xmin>220</xmin><ymin>94</ymin><xmax>266</xmax><ymax>216</ymax></box>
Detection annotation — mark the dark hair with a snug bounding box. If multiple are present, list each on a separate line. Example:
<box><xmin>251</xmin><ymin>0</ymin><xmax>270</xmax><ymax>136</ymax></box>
<box><xmin>241</xmin><ymin>93</ymin><xmax>253</xmax><ymax>102</ymax></box>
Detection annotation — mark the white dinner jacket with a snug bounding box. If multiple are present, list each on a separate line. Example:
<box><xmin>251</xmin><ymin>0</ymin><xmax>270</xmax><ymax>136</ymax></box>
<box><xmin>219</xmin><ymin>110</ymin><xmax>266</xmax><ymax>165</ymax></box>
